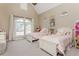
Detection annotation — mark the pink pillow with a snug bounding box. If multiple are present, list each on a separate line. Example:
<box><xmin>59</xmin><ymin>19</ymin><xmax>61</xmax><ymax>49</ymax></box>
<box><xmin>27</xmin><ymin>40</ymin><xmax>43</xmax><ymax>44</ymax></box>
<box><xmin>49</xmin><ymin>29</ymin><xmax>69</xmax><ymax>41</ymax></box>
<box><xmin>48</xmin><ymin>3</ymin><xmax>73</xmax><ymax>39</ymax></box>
<box><xmin>40</xmin><ymin>28</ymin><xmax>48</xmax><ymax>34</ymax></box>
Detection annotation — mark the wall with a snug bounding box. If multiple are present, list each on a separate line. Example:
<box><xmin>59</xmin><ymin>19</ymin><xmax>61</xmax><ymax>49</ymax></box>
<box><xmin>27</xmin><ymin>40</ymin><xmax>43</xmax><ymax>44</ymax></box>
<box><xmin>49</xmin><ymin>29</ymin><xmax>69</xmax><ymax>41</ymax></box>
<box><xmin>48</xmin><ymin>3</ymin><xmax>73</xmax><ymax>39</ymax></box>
<box><xmin>0</xmin><ymin>4</ymin><xmax>10</xmax><ymax>40</ymax></box>
<box><xmin>0</xmin><ymin>3</ymin><xmax>39</xmax><ymax>40</ymax></box>
<box><xmin>8</xmin><ymin>3</ymin><xmax>39</xmax><ymax>30</ymax></box>
<box><xmin>39</xmin><ymin>3</ymin><xmax>79</xmax><ymax>29</ymax></box>
<box><xmin>2</xmin><ymin>3</ymin><xmax>79</xmax><ymax>40</ymax></box>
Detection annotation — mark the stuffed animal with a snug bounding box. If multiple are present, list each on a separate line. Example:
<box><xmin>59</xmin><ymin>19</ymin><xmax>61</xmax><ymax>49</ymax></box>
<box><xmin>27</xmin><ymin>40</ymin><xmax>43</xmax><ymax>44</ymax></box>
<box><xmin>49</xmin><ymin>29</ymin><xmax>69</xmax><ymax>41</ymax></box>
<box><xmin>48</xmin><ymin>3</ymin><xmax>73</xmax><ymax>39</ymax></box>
<box><xmin>35</xmin><ymin>26</ymin><xmax>41</xmax><ymax>32</ymax></box>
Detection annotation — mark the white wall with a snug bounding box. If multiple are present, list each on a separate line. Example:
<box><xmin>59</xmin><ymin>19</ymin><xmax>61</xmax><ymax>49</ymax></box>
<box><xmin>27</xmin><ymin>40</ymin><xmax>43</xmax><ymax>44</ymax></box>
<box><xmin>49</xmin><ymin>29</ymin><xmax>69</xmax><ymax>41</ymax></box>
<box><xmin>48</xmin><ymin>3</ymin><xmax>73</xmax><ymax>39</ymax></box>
<box><xmin>0</xmin><ymin>3</ymin><xmax>39</xmax><ymax>40</ymax></box>
<box><xmin>39</xmin><ymin>3</ymin><xmax>79</xmax><ymax>29</ymax></box>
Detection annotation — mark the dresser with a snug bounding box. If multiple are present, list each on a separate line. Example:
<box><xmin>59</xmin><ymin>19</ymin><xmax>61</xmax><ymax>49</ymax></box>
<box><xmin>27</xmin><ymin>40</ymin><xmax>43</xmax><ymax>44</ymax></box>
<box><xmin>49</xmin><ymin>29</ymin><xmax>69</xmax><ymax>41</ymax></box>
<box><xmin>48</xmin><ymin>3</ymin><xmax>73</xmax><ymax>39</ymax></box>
<box><xmin>0</xmin><ymin>32</ymin><xmax>6</xmax><ymax>54</ymax></box>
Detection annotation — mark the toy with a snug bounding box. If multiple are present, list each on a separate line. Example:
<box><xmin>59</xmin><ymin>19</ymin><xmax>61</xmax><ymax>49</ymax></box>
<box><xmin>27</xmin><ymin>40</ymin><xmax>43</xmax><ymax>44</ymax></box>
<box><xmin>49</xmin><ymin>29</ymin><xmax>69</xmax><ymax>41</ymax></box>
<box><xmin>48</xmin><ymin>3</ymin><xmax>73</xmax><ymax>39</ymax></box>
<box><xmin>75</xmin><ymin>22</ymin><xmax>79</xmax><ymax>48</ymax></box>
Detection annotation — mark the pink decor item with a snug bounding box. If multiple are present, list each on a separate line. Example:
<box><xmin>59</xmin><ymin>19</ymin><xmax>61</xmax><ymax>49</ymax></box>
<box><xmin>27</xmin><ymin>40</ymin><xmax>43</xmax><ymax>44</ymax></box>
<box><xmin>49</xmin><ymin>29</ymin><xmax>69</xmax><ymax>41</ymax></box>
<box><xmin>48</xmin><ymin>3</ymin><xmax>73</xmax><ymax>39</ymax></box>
<box><xmin>75</xmin><ymin>22</ymin><xmax>79</xmax><ymax>36</ymax></box>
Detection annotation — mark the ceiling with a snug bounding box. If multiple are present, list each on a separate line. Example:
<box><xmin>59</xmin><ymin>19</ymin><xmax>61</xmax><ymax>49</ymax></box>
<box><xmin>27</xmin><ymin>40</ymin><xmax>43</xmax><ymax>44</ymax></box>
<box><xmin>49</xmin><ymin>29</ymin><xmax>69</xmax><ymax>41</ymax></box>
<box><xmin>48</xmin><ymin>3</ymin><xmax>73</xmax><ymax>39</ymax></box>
<box><xmin>32</xmin><ymin>3</ymin><xmax>62</xmax><ymax>14</ymax></box>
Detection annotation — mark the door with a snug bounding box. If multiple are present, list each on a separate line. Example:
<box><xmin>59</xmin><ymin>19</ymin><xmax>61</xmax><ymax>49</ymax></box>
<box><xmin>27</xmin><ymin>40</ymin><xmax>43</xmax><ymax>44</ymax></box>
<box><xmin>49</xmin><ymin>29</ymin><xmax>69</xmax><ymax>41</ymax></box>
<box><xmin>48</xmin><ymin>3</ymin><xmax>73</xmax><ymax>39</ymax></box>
<box><xmin>13</xmin><ymin>16</ymin><xmax>32</xmax><ymax>40</ymax></box>
<box><xmin>25</xmin><ymin>19</ymin><xmax>32</xmax><ymax>35</ymax></box>
<box><xmin>13</xmin><ymin>17</ymin><xmax>25</xmax><ymax>40</ymax></box>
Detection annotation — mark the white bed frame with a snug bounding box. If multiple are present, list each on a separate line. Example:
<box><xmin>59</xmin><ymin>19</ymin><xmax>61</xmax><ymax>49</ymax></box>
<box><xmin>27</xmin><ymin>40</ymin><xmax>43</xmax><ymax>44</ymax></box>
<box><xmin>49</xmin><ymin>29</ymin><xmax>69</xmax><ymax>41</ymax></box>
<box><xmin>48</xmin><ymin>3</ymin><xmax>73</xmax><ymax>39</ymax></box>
<box><xmin>26</xmin><ymin>35</ymin><xmax>39</xmax><ymax>42</ymax></box>
<box><xmin>39</xmin><ymin>39</ymin><xmax>57</xmax><ymax>56</ymax></box>
<box><xmin>39</xmin><ymin>28</ymin><xmax>72</xmax><ymax>56</ymax></box>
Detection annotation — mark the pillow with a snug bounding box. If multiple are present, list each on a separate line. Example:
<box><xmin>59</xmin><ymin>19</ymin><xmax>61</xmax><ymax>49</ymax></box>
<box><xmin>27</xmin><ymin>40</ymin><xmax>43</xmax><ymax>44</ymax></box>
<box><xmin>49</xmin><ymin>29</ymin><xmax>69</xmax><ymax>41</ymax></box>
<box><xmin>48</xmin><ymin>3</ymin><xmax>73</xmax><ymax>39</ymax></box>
<box><xmin>65</xmin><ymin>32</ymin><xmax>71</xmax><ymax>35</ymax></box>
<box><xmin>57</xmin><ymin>27</ymin><xmax>72</xmax><ymax>36</ymax></box>
<box><xmin>40</xmin><ymin>28</ymin><xmax>48</xmax><ymax>34</ymax></box>
<box><xmin>57</xmin><ymin>28</ymin><xmax>65</xmax><ymax>35</ymax></box>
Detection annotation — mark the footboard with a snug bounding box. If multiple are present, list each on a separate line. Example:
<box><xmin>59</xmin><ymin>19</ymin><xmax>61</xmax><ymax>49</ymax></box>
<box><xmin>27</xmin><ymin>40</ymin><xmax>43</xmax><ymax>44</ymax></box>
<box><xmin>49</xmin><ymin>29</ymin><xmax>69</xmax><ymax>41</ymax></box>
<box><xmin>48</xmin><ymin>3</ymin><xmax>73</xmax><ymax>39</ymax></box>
<box><xmin>39</xmin><ymin>39</ymin><xmax>57</xmax><ymax>56</ymax></box>
<box><xmin>26</xmin><ymin>35</ymin><xmax>34</xmax><ymax>42</ymax></box>
<box><xmin>26</xmin><ymin>35</ymin><xmax>39</xmax><ymax>42</ymax></box>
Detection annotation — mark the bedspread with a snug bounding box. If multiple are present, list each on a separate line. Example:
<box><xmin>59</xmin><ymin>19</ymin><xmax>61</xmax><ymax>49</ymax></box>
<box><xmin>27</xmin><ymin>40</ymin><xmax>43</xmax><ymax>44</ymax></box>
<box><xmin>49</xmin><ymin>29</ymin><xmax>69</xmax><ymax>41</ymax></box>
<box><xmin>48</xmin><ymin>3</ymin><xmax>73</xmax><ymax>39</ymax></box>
<box><xmin>40</xmin><ymin>34</ymin><xmax>72</xmax><ymax>55</ymax></box>
<box><xmin>28</xmin><ymin>32</ymin><xmax>48</xmax><ymax>39</ymax></box>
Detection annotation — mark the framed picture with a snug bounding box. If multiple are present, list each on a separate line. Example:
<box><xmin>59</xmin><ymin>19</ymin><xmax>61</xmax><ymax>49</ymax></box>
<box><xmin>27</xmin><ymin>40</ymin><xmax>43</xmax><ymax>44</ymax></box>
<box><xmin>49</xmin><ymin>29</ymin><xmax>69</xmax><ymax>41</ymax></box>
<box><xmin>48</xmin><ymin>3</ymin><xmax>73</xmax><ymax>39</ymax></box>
<box><xmin>50</xmin><ymin>18</ymin><xmax>55</xmax><ymax>27</ymax></box>
<box><xmin>49</xmin><ymin>18</ymin><xmax>55</xmax><ymax>34</ymax></box>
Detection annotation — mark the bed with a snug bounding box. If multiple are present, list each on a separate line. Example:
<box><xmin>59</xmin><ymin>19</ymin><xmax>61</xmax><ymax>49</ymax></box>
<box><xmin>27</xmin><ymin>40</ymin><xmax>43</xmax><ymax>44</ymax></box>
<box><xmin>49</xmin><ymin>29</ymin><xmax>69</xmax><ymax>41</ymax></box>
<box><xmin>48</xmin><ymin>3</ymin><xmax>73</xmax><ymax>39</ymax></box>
<box><xmin>39</xmin><ymin>28</ymin><xmax>72</xmax><ymax>56</ymax></box>
<box><xmin>26</xmin><ymin>28</ymin><xmax>48</xmax><ymax>42</ymax></box>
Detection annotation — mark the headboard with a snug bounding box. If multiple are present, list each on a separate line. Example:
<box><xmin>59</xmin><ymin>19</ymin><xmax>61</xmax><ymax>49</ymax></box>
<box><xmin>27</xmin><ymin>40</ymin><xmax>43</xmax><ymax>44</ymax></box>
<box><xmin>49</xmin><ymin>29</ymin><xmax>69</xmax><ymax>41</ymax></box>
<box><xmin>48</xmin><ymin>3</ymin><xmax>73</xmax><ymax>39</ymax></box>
<box><xmin>57</xmin><ymin>27</ymin><xmax>72</xmax><ymax>37</ymax></box>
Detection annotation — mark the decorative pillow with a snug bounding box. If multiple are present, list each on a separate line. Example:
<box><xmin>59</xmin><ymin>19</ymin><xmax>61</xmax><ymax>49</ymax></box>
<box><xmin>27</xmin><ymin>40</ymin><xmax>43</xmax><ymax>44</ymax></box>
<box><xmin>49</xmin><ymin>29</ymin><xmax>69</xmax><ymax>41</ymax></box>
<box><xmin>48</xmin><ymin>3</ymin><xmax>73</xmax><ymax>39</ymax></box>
<box><xmin>40</xmin><ymin>28</ymin><xmax>48</xmax><ymax>34</ymax></box>
<box><xmin>57</xmin><ymin>27</ymin><xmax>71</xmax><ymax>36</ymax></box>
<box><xmin>57</xmin><ymin>28</ymin><xmax>65</xmax><ymax>35</ymax></box>
<box><xmin>65</xmin><ymin>32</ymin><xmax>71</xmax><ymax>35</ymax></box>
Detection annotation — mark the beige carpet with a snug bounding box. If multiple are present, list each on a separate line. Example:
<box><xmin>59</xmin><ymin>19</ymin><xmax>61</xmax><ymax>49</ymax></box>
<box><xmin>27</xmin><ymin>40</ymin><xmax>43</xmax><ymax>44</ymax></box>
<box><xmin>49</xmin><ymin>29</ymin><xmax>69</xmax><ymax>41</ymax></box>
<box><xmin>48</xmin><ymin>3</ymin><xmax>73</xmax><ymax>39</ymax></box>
<box><xmin>1</xmin><ymin>39</ymin><xmax>79</xmax><ymax>56</ymax></box>
<box><xmin>2</xmin><ymin>39</ymin><xmax>49</xmax><ymax>56</ymax></box>
<box><xmin>66</xmin><ymin>47</ymin><xmax>79</xmax><ymax>56</ymax></box>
